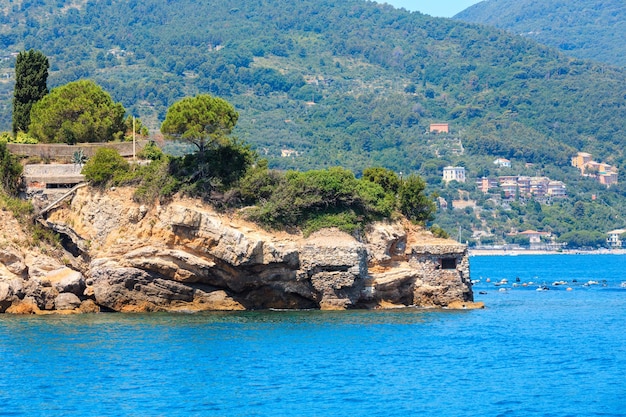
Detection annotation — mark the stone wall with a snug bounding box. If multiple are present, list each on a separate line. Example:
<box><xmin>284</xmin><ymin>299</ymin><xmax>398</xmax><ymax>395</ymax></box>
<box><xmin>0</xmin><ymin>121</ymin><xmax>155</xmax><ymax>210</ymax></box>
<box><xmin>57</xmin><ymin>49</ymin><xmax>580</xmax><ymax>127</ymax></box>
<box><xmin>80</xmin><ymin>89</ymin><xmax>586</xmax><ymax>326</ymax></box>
<box><xmin>8</xmin><ymin>141</ymin><xmax>149</xmax><ymax>160</ymax></box>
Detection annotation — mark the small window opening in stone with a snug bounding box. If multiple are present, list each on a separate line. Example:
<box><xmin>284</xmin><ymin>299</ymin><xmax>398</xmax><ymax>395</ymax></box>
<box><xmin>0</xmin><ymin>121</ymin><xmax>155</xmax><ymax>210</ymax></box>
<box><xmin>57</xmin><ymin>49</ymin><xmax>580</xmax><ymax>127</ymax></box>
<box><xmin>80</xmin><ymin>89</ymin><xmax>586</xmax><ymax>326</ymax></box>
<box><xmin>441</xmin><ymin>258</ymin><xmax>457</xmax><ymax>269</ymax></box>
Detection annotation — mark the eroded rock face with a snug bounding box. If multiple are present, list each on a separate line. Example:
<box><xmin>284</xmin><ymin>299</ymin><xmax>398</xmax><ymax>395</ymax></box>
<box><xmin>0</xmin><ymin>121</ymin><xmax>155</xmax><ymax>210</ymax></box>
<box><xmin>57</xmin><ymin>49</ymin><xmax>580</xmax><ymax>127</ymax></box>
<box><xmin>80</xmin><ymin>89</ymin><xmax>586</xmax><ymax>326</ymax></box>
<box><xmin>0</xmin><ymin>187</ymin><xmax>474</xmax><ymax>313</ymax></box>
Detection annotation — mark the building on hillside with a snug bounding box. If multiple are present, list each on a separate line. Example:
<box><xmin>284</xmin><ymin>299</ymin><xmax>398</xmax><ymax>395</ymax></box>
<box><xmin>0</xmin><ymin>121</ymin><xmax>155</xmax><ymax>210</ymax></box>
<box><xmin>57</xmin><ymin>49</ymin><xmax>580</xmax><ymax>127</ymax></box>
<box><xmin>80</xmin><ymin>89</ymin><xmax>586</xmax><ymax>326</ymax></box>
<box><xmin>607</xmin><ymin>229</ymin><xmax>626</xmax><ymax>248</ymax></box>
<box><xmin>493</xmin><ymin>158</ymin><xmax>511</xmax><ymax>168</ymax></box>
<box><xmin>498</xmin><ymin>175</ymin><xmax>518</xmax><ymax>185</ymax></box>
<box><xmin>547</xmin><ymin>181</ymin><xmax>567</xmax><ymax>198</ymax></box>
<box><xmin>598</xmin><ymin>169</ymin><xmax>619</xmax><ymax>186</ymax></box>
<box><xmin>442</xmin><ymin>166</ymin><xmax>466</xmax><ymax>183</ymax></box>
<box><xmin>429</xmin><ymin>123</ymin><xmax>449</xmax><ymax>133</ymax></box>
<box><xmin>517</xmin><ymin>176</ymin><xmax>531</xmax><ymax>196</ymax></box>
<box><xmin>529</xmin><ymin>177</ymin><xmax>550</xmax><ymax>197</ymax></box>
<box><xmin>281</xmin><ymin>149</ymin><xmax>298</xmax><ymax>157</ymax></box>
<box><xmin>517</xmin><ymin>230</ymin><xmax>551</xmax><ymax>249</ymax></box>
<box><xmin>22</xmin><ymin>164</ymin><xmax>85</xmax><ymax>191</ymax></box>
<box><xmin>476</xmin><ymin>177</ymin><xmax>499</xmax><ymax>193</ymax></box>
<box><xmin>477</xmin><ymin>175</ymin><xmax>566</xmax><ymax>198</ymax></box>
<box><xmin>571</xmin><ymin>152</ymin><xmax>592</xmax><ymax>170</ymax></box>
<box><xmin>571</xmin><ymin>151</ymin><xmax>618</xmax><ymax>187</ymax></box>
<box><xmin>500</xmin><ymin>181</ymin><xmax>518</xmax><ymax>198</ymax></box>
<box><xmin>436</xmin><ymin>197</ymin><xmax>448</xmax><ymax>210</ymax></box>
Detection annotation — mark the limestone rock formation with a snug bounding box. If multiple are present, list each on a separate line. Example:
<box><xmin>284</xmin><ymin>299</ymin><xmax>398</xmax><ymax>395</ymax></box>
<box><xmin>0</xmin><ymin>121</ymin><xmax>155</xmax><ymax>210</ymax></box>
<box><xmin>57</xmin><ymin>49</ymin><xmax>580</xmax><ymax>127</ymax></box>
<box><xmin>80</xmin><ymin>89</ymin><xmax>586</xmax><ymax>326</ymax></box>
<box><xmin>0</xmin><ymin>187</ymin><xmax>475</xmax><ymax>313</ymax></box>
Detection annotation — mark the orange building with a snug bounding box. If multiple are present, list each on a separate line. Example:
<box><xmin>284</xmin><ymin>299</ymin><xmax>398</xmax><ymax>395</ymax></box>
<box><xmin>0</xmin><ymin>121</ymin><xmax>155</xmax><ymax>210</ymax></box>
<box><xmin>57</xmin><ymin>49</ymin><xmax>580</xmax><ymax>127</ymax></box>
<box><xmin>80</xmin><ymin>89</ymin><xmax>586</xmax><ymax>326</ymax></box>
<box><xmin>571</xmin><ymin>152</ymin><xmax>592</xmax><ymax>170</ymax></box>
<box><xmin>429</xmin><ymin>123</ymin><xmax>449</xmax><ymax>133</ymax></box>
<box><xmin>571</xmin><ymin>151</ymin><xmax>618</xmax><ymax>186</ymax></box>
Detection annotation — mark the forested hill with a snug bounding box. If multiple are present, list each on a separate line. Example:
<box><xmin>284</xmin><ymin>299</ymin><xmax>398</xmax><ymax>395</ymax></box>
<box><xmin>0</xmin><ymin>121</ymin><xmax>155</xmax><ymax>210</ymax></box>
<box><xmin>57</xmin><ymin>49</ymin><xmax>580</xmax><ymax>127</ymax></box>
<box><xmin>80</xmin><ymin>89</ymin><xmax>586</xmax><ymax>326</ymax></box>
<box><xmin>1</xmin><ymin>0</ymin><xmax>626</xmax><ymax>175</ymax></box>
<box><xmin>455</xmin><ymin>0</ymin><xmax>626</xmax><ymax>67</ymax></box>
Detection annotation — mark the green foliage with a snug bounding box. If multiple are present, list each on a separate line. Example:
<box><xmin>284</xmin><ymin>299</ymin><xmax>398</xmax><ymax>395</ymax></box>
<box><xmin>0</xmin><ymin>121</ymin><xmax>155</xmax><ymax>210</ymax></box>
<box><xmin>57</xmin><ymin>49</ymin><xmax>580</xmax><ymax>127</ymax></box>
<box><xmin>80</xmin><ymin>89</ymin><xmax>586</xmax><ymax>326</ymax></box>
<box><xmin>124</xmin><ymin>116</ymin><xmax>149</xmax><ymax>139</ymax></box>
<box><xmin>1</xmin><ymin>131</ymin><xmax>38</xmax><ymax>144</ymax></box>
<box><xmin>0</xmin><ymin>192</ymin><xmax>33</xmax><ymax>222</ymax></box>
<box><xmin>29</xmin><ymin>80</ymin><xmax>126</xmax><ymax>144</ymax></box>
<box><xmin>244</xmin><ymin>167</ymin><xmax>430</xmax><ymax>234</ymax></box>
<box><xmin>430</xmin><ymin>224</ymin><xmax>450</xmax><ymax>239</ymax></box>
<box><xmin>302</xmin><ymin>210</ymin><xmax>361</xmax><ymax>237</ymax></box>
<box><xmin>31</xmin><ymin>223</ymin><xmax>61</xmax><ymax>248</ymax></box>
<box><xmin>456</xmin><ymin>0</ymin><xmax>626</xmax><ymax>67</ymax></box>
<box><xmin>246</xmin><ymin>167</ymin><xmax>359</xmax><ymax>230</ymax></box>
<box><xmin>168</xmin><ymin>137</ymin><xmax>256</xmax><ymax>197</ymax></box>
<box><xmin>13</xmin><ymin>49</ymin><xmax>49</xmax><ymax>134</ymax></box>
<box><xmin>130</xmin><ymin>157</ymin><xmax>181</xmax><ymax>204</ymax></box>
<box><xmin>0</xmin><ymin>142</ymin><xmax>23</xmax><ymax>195</ymax></box>
<box><xmin>361</xmin><ymin>167</ymin><xmax>401</xmax><ymax>194</ymax></box>
<box><xmin>1</xmin><ymin>0</ymin><xmax>624</xmax><ymax>177</ymax></box>
<box><xmin>355</xmin><ymin>179</ymin><xmax>396</xmax><ymax>218</ymax></box>
<box><xmin>81</xmin><ymin>147</ymin><xmax>130</xmax><ymax>185</ymax></box>
<box><xmin>557</xmin><ymin>230</ymin><xmax>607</xmax><ymax>249</ymax></box>
<box><xmin>236</xmin><ymin>161</ymin><xmax>283</xmax><ymax>206</ymax></box>
<box><xmin>161</xmin><ymin>94</ymin><xmax>239</xmax><ymax>153</ymax></box>
<box><xmin>4</xmin><ymin>0</ymin><xmax>626</xmax><ymax>239</ymax></box>
<box><xmin>137</xmin><ymin>141</ymin><xmax>165</xmax><ymax>161</ymax></box>
<box><xmin>505</xmin><ymin>234</ymin><xmax>531</xmax><ymax>247</ymax></box>
<box><xmin>398</xmin><ymin>175</ymin><xmax>435</xmax><ymax>224</ymax></box>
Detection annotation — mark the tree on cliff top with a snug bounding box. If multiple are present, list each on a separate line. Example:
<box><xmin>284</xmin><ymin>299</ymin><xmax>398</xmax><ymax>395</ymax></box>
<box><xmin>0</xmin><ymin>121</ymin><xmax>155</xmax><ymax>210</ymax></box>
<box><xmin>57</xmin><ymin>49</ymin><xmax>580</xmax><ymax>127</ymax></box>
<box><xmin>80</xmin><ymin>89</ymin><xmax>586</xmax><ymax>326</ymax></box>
<box><xmin>28</xmin><ymin>80</ymin><xmax>126</xmax><ymax>144</ymax></box>
<box><xmin>12</xmin><ymin>50</ymin><xmax>49</xmax><ymax>135</ymax></box>
<box><xmin>160</xmin><ymin>94</ymin><xmax>239</xmax><ymax>154</ymax></box>
<box><xmin>398</xmin><ymin>174</ymin><xmax>435</xmax><ymax>224</ymax></box>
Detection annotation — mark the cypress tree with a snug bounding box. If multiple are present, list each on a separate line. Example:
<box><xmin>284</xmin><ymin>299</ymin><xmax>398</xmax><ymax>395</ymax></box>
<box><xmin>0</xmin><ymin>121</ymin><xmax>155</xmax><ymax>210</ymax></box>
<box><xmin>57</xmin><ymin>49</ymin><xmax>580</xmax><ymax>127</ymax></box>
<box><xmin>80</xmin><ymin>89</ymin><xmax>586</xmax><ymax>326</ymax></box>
<box><xmin>12</xmin><ymin>49</ymin><xmax>49</xmax><ymax>135</ymax></box>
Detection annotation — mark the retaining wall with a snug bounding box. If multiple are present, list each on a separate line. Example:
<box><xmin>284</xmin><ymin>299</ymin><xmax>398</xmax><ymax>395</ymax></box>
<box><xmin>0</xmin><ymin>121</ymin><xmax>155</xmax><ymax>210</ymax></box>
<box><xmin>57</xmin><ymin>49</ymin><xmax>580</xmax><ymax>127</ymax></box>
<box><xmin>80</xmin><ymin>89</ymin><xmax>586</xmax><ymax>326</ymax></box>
<box><xmin>7</xmin><ymin>141</ymin><xmax>149</xmax><ymax>159</ymax></box>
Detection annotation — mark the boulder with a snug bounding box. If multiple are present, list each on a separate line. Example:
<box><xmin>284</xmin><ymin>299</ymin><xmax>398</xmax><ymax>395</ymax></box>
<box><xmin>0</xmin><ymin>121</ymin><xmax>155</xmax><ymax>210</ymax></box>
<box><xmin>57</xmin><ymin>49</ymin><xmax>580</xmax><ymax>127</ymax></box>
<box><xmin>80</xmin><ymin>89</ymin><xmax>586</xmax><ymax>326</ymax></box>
<box><xmin>0</xmin><ymin>248</ymin><xmax>27</xmax><ymax>276</ymax></box>
<box><xmin>23</xmin><ymin>254</ymin><xmax>63</xmax><ymax>279</ymax></box>
<box><xmin>0</xmin><ymin>281</ymin><xmax>17</xmax><ymax>312</ymax></box>
<box><xmin>190</xmin><ymin>289</ymin><xmax>245</xmax><ymax>311</ymax></box>
<box><xmin>5</xmin><ymin>298</ymin><xmax>40</xmax><ymax>314</ymax></box>
<box><xmin>91</xmin><ymin>265</ymin><xmax>195</xmax><ymax>312</ymax></box>
<box><xmin>49</xmin><ymin>268</ymin><xmax>85</xmax><ymax>295</ymax></box>
<box><xmin>55</xmin><ymin>293</ymin><xmax>82</xmax><ymax>310</ymax></box>
<box><xmin>78</xmin><ymin>299</ymin><xmax>100</xmax><ymax>313</ymax></box>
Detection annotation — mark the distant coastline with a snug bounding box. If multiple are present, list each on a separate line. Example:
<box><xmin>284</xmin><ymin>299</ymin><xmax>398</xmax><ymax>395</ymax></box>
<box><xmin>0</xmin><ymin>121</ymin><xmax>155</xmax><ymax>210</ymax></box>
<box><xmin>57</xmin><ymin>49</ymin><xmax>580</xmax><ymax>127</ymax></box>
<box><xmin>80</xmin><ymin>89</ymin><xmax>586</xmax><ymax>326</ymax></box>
<box><xmin>469</xmin><ymin>248</ymin><xmax>626</xmax><ymax>256</ymax></box>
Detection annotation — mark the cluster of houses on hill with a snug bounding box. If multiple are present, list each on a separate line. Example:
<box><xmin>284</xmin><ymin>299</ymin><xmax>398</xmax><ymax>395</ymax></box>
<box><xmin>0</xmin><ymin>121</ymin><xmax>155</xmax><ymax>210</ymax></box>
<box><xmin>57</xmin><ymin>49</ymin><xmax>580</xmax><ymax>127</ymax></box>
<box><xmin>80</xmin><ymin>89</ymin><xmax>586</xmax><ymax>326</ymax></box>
<box><xmin>476</xmin><ymin>175</ymin><xmax>567</xmax><ymax>199</ymax></box>
<box><xmin>571</xmin><ymin>151</ymin><xmax>618</xmax><ymax>187</ymax></box>
<box><xmin>441</xmin><ymin>164</ymin><xmax>566</xmax><ymax>200</ymax></box>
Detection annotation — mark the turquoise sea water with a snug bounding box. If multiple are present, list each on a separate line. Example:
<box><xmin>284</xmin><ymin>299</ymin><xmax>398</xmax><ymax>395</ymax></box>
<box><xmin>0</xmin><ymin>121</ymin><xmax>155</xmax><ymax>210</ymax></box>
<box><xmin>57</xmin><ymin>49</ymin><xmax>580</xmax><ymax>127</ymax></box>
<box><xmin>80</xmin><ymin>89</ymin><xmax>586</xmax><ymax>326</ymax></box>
<box><xmin>1</xmin><ymin>254</ymin><xmax>626</xmax><ymax>417</ymax></box>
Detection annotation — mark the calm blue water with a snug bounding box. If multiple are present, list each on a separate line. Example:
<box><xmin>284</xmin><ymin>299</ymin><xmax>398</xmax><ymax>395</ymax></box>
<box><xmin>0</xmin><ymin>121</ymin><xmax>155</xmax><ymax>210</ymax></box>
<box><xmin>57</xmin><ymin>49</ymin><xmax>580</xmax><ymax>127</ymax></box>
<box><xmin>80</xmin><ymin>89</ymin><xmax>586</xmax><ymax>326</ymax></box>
<box><xmin>1</xmin><ymin>255</ymin><xmax>626</xmax><ymax>417</ymax></box>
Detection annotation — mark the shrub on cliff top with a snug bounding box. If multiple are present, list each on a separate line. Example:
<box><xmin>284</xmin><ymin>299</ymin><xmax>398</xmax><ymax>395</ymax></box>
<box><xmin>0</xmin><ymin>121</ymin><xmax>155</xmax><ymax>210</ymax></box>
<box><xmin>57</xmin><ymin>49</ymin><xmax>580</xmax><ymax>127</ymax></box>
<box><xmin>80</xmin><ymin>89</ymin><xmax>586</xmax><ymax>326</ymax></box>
<box><xmin>243</xmin><ymin>167</ymin><xmax>406</xmax><ymax>235</ymax></box>
<box><xmin>0</xmin><ymin>141</ymin><xmax>23</xmax><ymax>195</ymax></box>
<box><xmin>82</xmin><ymin>147</ymin><xmax>130</xmax><ymax>186</ymax></box>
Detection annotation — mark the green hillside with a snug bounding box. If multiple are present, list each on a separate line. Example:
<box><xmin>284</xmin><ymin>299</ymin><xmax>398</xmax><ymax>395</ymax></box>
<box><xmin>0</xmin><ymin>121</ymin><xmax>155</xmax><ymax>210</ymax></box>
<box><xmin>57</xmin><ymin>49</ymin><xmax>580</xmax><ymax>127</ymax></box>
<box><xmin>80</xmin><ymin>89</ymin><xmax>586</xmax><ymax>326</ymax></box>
<box><xmin>2</xmin><ymin>0</ymin><xmax>626</xmax><ymax>244</ymax></box>
<box><xmin>455</xmin><ymin>0</ymin><xmax>626</xmax><ymax>67</ymax></box>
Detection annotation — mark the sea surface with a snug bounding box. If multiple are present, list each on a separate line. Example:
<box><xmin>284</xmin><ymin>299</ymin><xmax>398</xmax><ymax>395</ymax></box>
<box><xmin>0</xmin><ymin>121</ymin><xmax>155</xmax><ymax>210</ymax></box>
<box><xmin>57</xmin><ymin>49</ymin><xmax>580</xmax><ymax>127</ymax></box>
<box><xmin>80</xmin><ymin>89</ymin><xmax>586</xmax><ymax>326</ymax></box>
<box><xmin>1</xmin><ymin>254</ymin><xmax>626</xmax><ymax>417</ymax></box>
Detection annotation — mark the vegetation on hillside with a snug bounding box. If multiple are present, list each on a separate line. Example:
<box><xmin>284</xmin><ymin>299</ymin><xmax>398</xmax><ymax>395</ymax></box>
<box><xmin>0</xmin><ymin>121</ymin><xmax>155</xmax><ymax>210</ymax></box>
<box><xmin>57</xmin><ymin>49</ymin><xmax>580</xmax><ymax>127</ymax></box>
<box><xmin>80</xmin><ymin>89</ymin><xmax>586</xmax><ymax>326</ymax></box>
<box><xmin>0</xmin><ymin>0</ymin><xmax>624</xmax><ymax>171</ymax></box>
<box><xmin>81</xmin><ymin>94</ymin><xmax>436</xmax><ymax>236</ymax></box>
<box><xmin>455</xmin><ymin>0</ymin><xmax>626</xmax><ymax>67</ymax></box>
<box><xmin>1</xmin><ymin>0</ymin><xmax>626</xmax><ymax>244</ymax></box>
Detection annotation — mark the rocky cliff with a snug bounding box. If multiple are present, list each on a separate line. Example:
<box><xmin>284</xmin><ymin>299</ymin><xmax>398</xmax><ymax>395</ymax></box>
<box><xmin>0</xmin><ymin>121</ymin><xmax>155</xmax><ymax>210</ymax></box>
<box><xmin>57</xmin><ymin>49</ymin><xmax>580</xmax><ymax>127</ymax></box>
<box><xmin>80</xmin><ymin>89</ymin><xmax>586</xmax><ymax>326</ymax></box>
<box><xmin>0</xmin><ymin>187</ymin><xmax>479</xmax><ymax>313</ymax></box>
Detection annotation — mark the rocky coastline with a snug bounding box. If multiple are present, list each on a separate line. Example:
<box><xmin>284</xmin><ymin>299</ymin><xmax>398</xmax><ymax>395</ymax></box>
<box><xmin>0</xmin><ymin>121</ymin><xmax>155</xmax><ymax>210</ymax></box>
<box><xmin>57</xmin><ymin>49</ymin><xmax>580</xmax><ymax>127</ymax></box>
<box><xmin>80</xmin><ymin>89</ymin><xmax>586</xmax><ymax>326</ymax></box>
<box><xmin>0</xmin><ymin>187</ymin><xmax>480</xmax><ymax>314</ymax></box>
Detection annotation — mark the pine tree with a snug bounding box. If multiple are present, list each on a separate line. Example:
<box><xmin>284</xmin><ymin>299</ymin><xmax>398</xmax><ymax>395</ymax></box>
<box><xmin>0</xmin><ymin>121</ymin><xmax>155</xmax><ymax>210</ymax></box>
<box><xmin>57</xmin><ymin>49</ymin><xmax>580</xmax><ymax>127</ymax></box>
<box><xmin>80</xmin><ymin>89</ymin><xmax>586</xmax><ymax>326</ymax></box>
<box><xmin>12</xmin><ymin>50</ymin><xmax>49</xmax><ymax>135</ymax></box>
